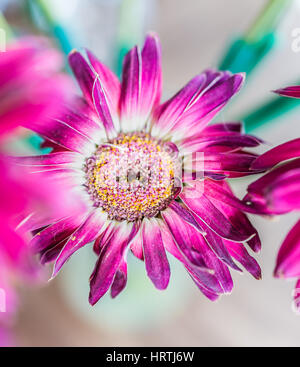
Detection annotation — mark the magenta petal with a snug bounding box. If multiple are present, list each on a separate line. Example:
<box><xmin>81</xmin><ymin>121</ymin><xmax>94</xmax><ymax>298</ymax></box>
<box><xmin>202</xmin><ymin>227</ymin><xmax>241</xmax><ymax>272</ymax></box>
<box><xmin>168</xmin><ymin>201</ymin><xmax>206</xmax><ymax>233</ymax></box>
<box><xmin>39</xmin><ymin>239</ymin><xmax>66</xmax><ymax>265</ymax></box>
<box><xmin>246</xmin><ymin>159</ymin><xmax>300</xmax><ymax>215</ymax></box>
<box><xmin>15</xmin><ymin>152</ymin><xmax>82</xmax><ymax>169</ymax></box>
<box><xmin>190</xmin><ymin>228</ymin><xmax>233</xmax><ymax>292</ymax></box>
<box><xmin>111</xmin><ymin>257</ymin><xmax>127</xmax><ymax>298</ymax></box>
<box><xmin>267</xmin><ymin>169</ymin><xmax>300</xmax><ymax>212</ymax></box>
<box><xmin>204</xmin><ymin>180</ymin><xmax>261</xmax><ymax>251</ymax></box>
<box><xmin>142</xmin><ymin>218</ymin><xmax>170</xmax><ymax>290</ymax></box>
<box><xmin>294</xmin><ymin>279</ymin><xmax>300</xmax><ymax>312</ymax></box>
<box><xmin>69</xmin><ymin>50</ymin><xmax>96</xmax><ymax>106</ymax></box>
<box><xmin>180</xmin><ymin>184</ymin><xmax>254</xmax><ymax>242</ymax></box>
<box><xmin>161</xmin><ymin>206</ymin><xmax>207</xmax><ymax>268</ymax></box>
<box><xmin>93</xmin><ymin>223</ymin><xmax>115</xmax><ymax>255</ymax></box>
<box><xmin>152</xmin><ymin>71</ymin><xmax>244</xmax><ymax>140</ymax></box>
<box><xmin>30</xmin><ymin>214</ymin><xmax>87</xmax><ymax>253</ymax></box>
<box><xmin>274</xmin><ymin>86</ymin><xmax>300</xmax><ymax>98</ymax></box>
<box><xmin>274</xmin><ymin>220</ymin><xmax>300</xmax><ymax>278</ymax></box>
<box><xmin>86</xmin><ymin>49</ymin><xmax>120</xmax><ymax>120</ymax></box>
<box><xmin>151</xmin><ymin>74</ymin><xmax>207</xmax><ymax>137</ymax></box>
<box><xmin>130</xmin><ymin>228</ymin><xmax>144</xmax><ymax>260</ymax></box>
<box><xmin>160</xmin><ymin>218</ymin><xmax>223</xmax><ymax>294</ymax></box>
<box><xmin>187</xmin><ymin>277</ymin><xmax>220</xmax><ymax>301</ymax></box>
<box><xmin>185</xmin><ymin>152</ymin><xmax>259</xmax><ymax>177</ymax></box>
<box><xmin>92</xmin><ymin>77</ymin><xmax>117</xmax><ymax>138</ymax></box>
<box><xmin>52</xmin><ymin>210</ymin><xmax>108</xmax><ymax>277</ymax></box>
<box><xmin>225</xmin><ymin>241</ymin><xmax>261</xmax><ymax>279</ymax></box>
<box><xmin>200</xmin><ymin>122</ymin><xmax>243</xmax><ymax>135</ymax></box>
<box><xmin>120</xmin><ymin>33</ymin><xmax>162</xmax><ymax>132</ymax></box>
<box><xmin>89</xmin><ymin>222</ymin><xmax>138</xmax><ymax>305</ymax></box>
<box><xmin>180</xmin><ymin>133</ymin><xmax>261</xmax><ymax>153</ymax></box>
<box><xmin>252</xmin><ymin>138</ymin><xmax>300</xmax><ymax>170</ymax></box>
<box><xmin>26</xmin><ymin>114</ymin><xmax>95</xmax><ymax>155</ymax></box>
<box><xmin>139</xmin><ymin>33</ymin><xmax>162</xmax><ymax>119</ymax></box>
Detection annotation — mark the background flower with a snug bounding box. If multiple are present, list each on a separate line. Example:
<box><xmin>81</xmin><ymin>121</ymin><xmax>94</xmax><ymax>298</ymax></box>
<box><xmin>0</xmin><ymin>37</ymin><xmax>84</xmax><ymax>332</ymax></box>
<box><xmin>244</xmin><ymin>86</ymin><xmax>300</xmax><ymax>311</ymax></box>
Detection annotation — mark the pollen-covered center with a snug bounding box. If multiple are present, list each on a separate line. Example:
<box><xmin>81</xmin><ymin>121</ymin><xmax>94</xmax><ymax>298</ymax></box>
<box><xmin>85</xmin><ymin>132</ymin><xmax>179</xmax><ymax>221</ymax></box>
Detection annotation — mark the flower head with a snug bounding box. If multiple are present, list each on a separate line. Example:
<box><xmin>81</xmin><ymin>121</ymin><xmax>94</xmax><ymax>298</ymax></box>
<box><xmin>245</xmin><ymin>85</ymin><xmax>300</xmax><ymax>311</ymax></box>
<box><xmin>22</xmin><ymin>33</ymin><xmax>262</xmax><ymax>305</ymax></box>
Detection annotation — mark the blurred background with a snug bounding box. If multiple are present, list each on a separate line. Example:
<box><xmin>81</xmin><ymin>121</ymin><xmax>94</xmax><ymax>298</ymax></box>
<box><xmin>2</xmin><ymin>0</ymin><xmax>300</xmax><ymax>347</ymax></box>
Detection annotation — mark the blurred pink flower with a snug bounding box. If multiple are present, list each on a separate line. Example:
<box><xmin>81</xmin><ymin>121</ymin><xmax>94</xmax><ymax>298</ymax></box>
<box><xmin>0</xmin><ymin>37</ymin><xmax>84</xmax><ymax>324</ymax></box>
<box><xmin>21</xmin><ymin>33</ymin><xmax>263</xmax><ymax>305</ymax></box>
<box><xmin>244</xmin><ymin>85</ymin><xmax>300</xmax><ymax>311</ymax></box>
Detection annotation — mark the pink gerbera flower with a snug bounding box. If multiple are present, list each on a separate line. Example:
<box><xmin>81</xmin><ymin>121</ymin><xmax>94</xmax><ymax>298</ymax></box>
<box><xmin>21</xmin><ymin>33</ymin><xmax>263</xmax><ymax>305</ymax></box>
<box><xmin>0</xmin><ymin>37</ymin><xmax>79</xmax><ymax>325</ymax></box>
<box><xmin>244</xmin><ymin>85</ymin><xmax>300</xmax><ymax>310</ymax></box>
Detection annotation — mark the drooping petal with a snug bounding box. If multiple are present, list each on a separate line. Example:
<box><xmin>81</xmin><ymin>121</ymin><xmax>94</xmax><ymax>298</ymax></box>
<box><xmin>142</xmin><ymin>218</ymin><xmax>170</xmax><ymax>290</ymax></box>
<box><xmin>52</xmin><ymin>210</ymin><xmax>108</xmax><ymax>277</ymax></box>
<box><xmin>252</xmin><ymin>138</ymin><xmax>300</xmax><ymax>170</ymax></box>
<box><xmin>180</xmin><ymin>182</ymin><xmax>255</xmax><ymax>242</ymax></box>
<box><xmin>225</xmin><ymin>240</ymin><xmax>261</xmax><ymax>279</ymax></box>
<box><xmin>89</xmin><ymin>222</ymin><xmax>139</xmax><ymax>305</ymax></box>
<box><xmin>202</xmin><ymin>226</ymin><xmax>241</xmax><ymax>272</ymax></box>
<box><xmin>120</xmin><ymin>33</ymin><xmax>162</xmax><ymax>132</ymax></box>
<box><xmin>130</xmin><ymin>227</ymin><xmax>144</xmax><ymax>260</ymax></box>
<box><xmin>159</xmin><ymin>219</ymin><xmax>223</xmax><ymax>294</ymax></box>
<box><xmin>161</xmin><ymin>206</ymin><xmax>208</xmax><ymax>268</ymax></box>
<box><xmin>168</xmin><ymin>201</ymin><xmax>206</xmax><ymax>234</ymax></box>
<box><xmin>111</xmin><ymin>257</ymin><xmax>128</xmax><ymax>298</ymax></box>
<box><xmin>189</xmin><ymin>228</ymin><xmax>233</xmax><ymax>292</ymax></box>
<box><xmin>203</xmin><ymin>179</ymin><xmax>261</xmax><ymax>251</ymax></box>
<box><xmin>274</xmin><ymin>220</ymin><xmax>300</xmax><ymax>278</ymax></box>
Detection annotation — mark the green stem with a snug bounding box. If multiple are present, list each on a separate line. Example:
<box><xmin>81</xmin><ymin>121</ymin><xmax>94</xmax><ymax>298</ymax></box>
<box><xmin>245</xmin><ymin>0</ymin><xmax>290</xmax><ymax>42</ymax></box>
<box><xmin>0</xmin><ymin>12</ymin><xmax>14</xmax><ymax>42</ymax></box>
<box><xmin>31</xmin><ymin>0</ymin><xmax>74</xmax><ymax>55</ymax></box>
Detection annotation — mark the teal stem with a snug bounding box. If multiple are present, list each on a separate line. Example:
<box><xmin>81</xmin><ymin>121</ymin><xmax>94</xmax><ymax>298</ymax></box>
<box><xmin>31</xmin><ymin>0</ymin><xmax>74</xmax><ymax>55</ymax></box>
<box><xmin>241</xmin><ymin>96</ymin><xmax>300</xmax><ymax>133</ymax></box>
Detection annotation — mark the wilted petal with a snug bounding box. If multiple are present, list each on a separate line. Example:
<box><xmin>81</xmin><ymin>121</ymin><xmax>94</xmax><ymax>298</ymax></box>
<box><xmin>89</xmin><ymin>222</ymin><xmax>139</xmax><ymax>305</ymax></box>
<box><xmin>142</xmin><ymin>218</ymin><xmax>170</xmax><ymax>290</ymax></box>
